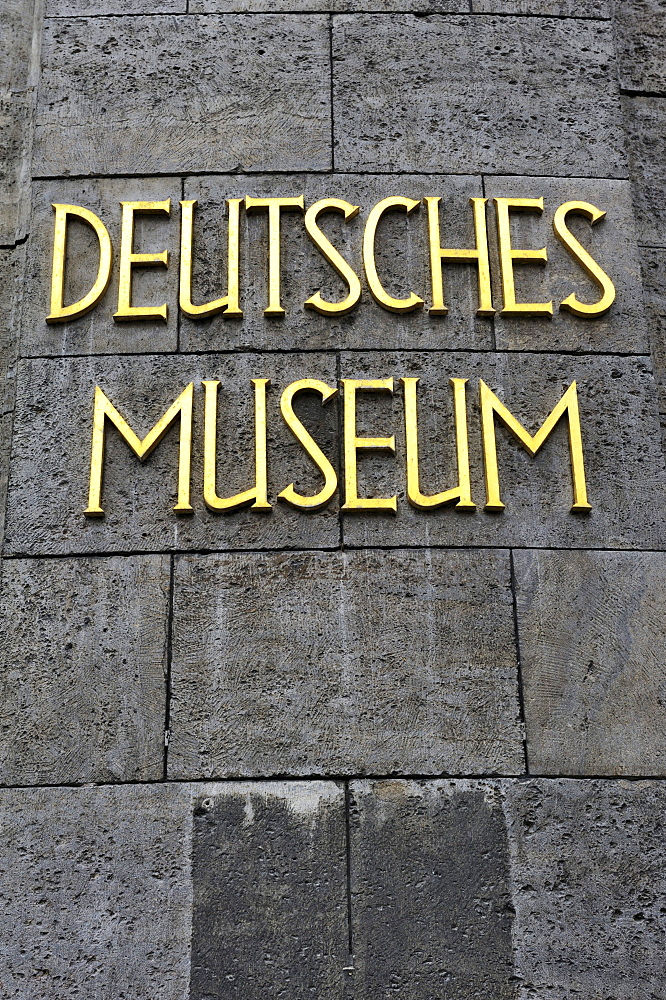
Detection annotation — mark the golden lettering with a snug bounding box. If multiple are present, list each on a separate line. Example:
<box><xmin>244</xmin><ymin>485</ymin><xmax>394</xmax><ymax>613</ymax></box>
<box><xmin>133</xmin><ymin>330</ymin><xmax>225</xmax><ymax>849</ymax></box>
<box><xmin>363</xmin><ymin>197</ymin><xmax>424</xmax><ymax>313</ymax></box>
<box><xmin>114</xmin><ymin>199</ymin><xmax>171</xmax><ymax>322</ymax></box>
<box><xmin>84</xmin><ymin>383</ymin><xmax>193</xmax><ymax>516</ymax></box>
<box><xmin>553</xmin><ymin>200</ymin><xmax>616</xmax><ymax>317</ymax></box>
<box><xmin>494</xmin><ymin>197</ymin><xmax>554</xmax><ymax>316</ymax></box>
<box><xmin>304</xmin><ymin>198</ymin><xmax>362</xmax><ymax>316</ymax></box>
<box><xmin>179</xmin><ymin>199</ymin><xmax>243</xmax><ymax>319</ymax></box>
<box><xmin>244</xmin><ymin>196</ymin><xmax>305</xmax><ymax>316</ymax></box>
<box><xmin>341</xmin><ymin>378</ymin><xmax>397</xmax><ymax>512</ymax></box>
<box><xmin>278</xmin><ymin>379</ymin><xmax>338</xmax><ymax>510</ymax></box>
<box><xmin>425</xmin><ymin>197</ymin><xmax>494</xmax><ymax>316</ymax></box>
<box><xmin>47</xmin><ymin>203</ymin><xmax>113</xmax><ymax>323</ymax></box>
<box><xmin>480</xmin><ymin>379</ymin><xmax>591</xmax><ymax>512</ymax></box>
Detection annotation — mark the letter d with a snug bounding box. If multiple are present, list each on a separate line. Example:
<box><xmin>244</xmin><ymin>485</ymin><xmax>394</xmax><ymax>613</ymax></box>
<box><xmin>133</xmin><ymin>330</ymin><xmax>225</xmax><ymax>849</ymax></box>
<box><xmin>46</xmin><ymin>203</ymin><xmax>112</xmax><ymax>323</ymax></box>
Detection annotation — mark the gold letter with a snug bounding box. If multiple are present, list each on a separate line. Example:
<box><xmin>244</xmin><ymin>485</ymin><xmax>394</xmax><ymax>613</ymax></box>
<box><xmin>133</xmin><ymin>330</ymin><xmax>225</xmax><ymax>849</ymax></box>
<box><xmin>494</xmin><ymin>197</ymin><xmax>553</xmax><ymax>316</ymax></box>
<box><xmin>401</xmin><ymin>377</ymin><xmax>475</xmax><ymax>510</ymax></box>
<box><xmin>363</xmin><ymin>197</ymin><xmax>424</xmax><ymax>313</ymax></box>
<box><xmin>47</xmin><ymin>204</ymin><xmax>112</xmax><ymax>323</ymax></box>
<box><xmin>425</xmin><ymin>197</ymin><xmax>494</xmax><ymax>316</ymax></box>
<box><xmin>278</xmin><ymin>379</ymin><xmax>338</xmax><ymax>510</ymax></box>
<box><xmin>179</xmin><ymin>199</ymin><xmax>243</xmax><ymax>319</ymax></box>
<box><xmin>202</xmin><ymin>379</ymin><xmax>272</xmax><ymax>512</ymax></box>
<box><xmin>553</xmin><ymin>201</ymin><xmax>616</xmax><ymax>317</ymax></box>
<box><xmin>244</xmin><ymin>196</ymin><xmax>305</xmax><ymax>316</ymax></box>
<box><xmin>85</xmin><ymin>384</ymin><xmax>193</xmax><ymax>517</ymax></box>
<box><xmin>114</xmin><ymin>200</ymin><xmax>171</xmax><ymax>322</ymax></box>
<box><xmin>304</xmin><ymin>198</ymin><xmax>361</xmax><ymax>316</ymax></box>
<box><xmin>480</xmin><ymin>379</ymin><xmax>591</xmax><ymax>513</ymax></box>
<box><xmin>341</xmin><ymin>378</ymin><xmax>397</xmax><ymax>512</ymax></box>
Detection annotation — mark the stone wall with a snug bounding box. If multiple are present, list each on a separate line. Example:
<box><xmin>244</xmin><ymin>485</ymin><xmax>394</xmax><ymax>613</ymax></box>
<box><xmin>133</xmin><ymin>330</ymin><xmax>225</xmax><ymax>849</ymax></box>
<box><xmin>1</xmin><ymin>1</ymin><xmax>665</xmax><ymax>997</ymax></box>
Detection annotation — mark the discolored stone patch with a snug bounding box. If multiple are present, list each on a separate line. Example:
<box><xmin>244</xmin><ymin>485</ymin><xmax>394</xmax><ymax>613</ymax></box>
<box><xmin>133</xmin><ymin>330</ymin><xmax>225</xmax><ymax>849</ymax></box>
<box><xmin>614</xmin><ymin>0</ymin><xmax>666</xmax><ymax>94</ymax></box>
<box><xmin>622</xmin><ymin>95</ymin><xmax>666</xmax><ymax>248</ymax></box>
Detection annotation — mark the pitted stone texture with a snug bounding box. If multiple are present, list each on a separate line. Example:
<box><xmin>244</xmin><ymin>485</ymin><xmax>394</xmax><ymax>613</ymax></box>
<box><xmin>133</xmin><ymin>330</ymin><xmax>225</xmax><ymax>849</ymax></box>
<box><xmin>333</xmin><ymin>14</ymin><xmax>626</xmax><ymax>177</ymax></box>
<box><xmin>22</xmin><ymin>178</ymin><xmax>181</xmax><ymax>357</ymax></box>
<box><xmin>622</xmin><ymin>96</ymin><xmax>666</xmax><ymax>247</ymax></box>
<box><xmin>0</xmin><ymin>555</ymin><xmax>169</xmax><ymax>785</ymax></box>
<box><xmin>190</xmin><ymin>781</ymin><xmax>348</xmax><ymax>999</ymax></box>
<box><xmin>339</xmin><ymin>351</ymin><xmax>665</xmax><ymax>550</ymax></box>
<box><xmin>47</xmin><ymin>0</ymin><xmax>185</xmax><ymax>12</ymax></box>
<box><xmin>505</xmin><ymin>778</ymin><xmax>666</xmax><ymax>998</ymax></box>
<box><xmin>349</xmin><ymin>779</ymin><xmax>516</xmax><ymax>1000</ymax></box>
<box><xmin>35</xmin><ymin>15</ymin><xmax>330</xmax><ymax>177</ymax></box>
<box><xmin>514</xmin><ymin>550</ymin><xmax>666</xmax><ymax>777</ymax></box>
<box><xmin>0</xmin><ymin>246</ymin><xmax>23</xmax><ymax>548</ymax></box>
<box><xmin>614</xmin><ymin>0</ymin><xmax>666</xmax><ymax>94</ymax></box>
<box><xmin>640</xmin><ymin>247</ymin><xmax>666</xmax><ymax>412</ymax></box>
<box><xmin>181</xmin><ymin>174</ymin><xmax>491</xmax><ymax>354</ymax></box>
<box><xmin>168</xmin><ymin>548</ymin><xmax>522</xmax><ymax>778</ymax></box>
<box><xmin>194</xmin><ymin>0</ymin><xmax>466</xmax><ymax>7</ymax></box>
<box><xmin>473</xmin><ymin>1</ymin><xmax>609</xmax><ymax>12</ymax></box>
<box><xmin>0</xmin><ymin>0</ymin><xmax>37</xmax><ymax>243</ymax></box>
<box><xmin>4</xmin><ymin>352</ymin><xmax>339</xmax><ymax>555</ymax></box>
<box><xmin>0</xmin><ymin>783</ymin><xmax>193</xmax><ymax>999</ymax></box>
<box><xmin>487</xmin><ymin>177</ymin><xmax>646</xmax><ymax>354</ymax></box>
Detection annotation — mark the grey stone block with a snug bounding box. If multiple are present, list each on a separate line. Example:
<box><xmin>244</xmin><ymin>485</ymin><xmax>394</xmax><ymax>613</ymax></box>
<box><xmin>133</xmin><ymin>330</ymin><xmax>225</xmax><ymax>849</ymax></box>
<box><xmin>504</xmin><ymin>778</ymin><xmax>666</xmax><ymax>998</ymax></box>
<box><xmin>349</xmin><ymin>779</ymin><xmax>516</xmax><ymax>1000</ymax></box>
<box><xmin>488</xmin><ymin>176</ymin><xmax>647</xmax><ymax>354</ymax></box>
<box><xmin>473</xmin><ymin>0</ymin><xmax>610</xmax><ymax>13</ymax></box>
<box><xmin>190</xmin><ymin>781</ymin><xmax>348</xmax><ymax>1000</ymax></box>
<box><xmin>34</xmin><ymin>15</ymin><xmax>331</xmax><ymax>176</ymax></box>
<box><xmin>0</xmin><ymin>245</ymin><xmax>24</xmax><ymax>548</ymax></box>
<box><xmin>192</xmin><ymin>0</ymin><xmax>465</xmax><ymax>8</ymax></box>
<box><xmin>47</xmin><ymin>0</ymin><xmax>185</xmax><ymax>13</ymax></box>
<box><xmin>514</xmin><ymin>549</ymin><xmax>666</xmax><ymax>777</ymax></box>
<box><xmin>333</xmin><ymin>14</ymin><xmax>626</xmax><ymax>177</ymax></box>
<box><xmin>4</xmin><ymin>352</ymin><xmax>339</xmax><ymax>555</ymax></box>
<box><xmin>0</xmin><ymin>554</ymin><xmax>169</xmax><ymax>784</ymax></box>
<box><xmin>622</xmin><ymin>95</ymin><xmax>666</xmax><ymax>247</ymax></box>
<box><xmin>181</xmin><ymin>173</ymin><xmax>491</xmax><ymax>354</ymax></box>
<box><xmin>614</xmin><ymin>0</ymin><xmax>666</xmax><ymax>94</ymax></box>
<box><xmin>640</xmin><ymin>246</ymin><xmax>666</xmax><ymax>412</ymax></box>
<box><xmin>21</xmin><ymin>178</ymin><xmax>181</xmax><ymax>357</ymax></box>
<box><xmin>339</xmin><ymin>351</ymin><xmax>666</xmax><ymax>550</ymax></box>
<box><xmin>168</xmin><ymin>548</ymin><xmax>523</xmax><ymax>778</ymax></box>
<box><xmin>0</xmin><ymin>783</ymin><xmax>193</xmax><ymax>1000</ymax></box>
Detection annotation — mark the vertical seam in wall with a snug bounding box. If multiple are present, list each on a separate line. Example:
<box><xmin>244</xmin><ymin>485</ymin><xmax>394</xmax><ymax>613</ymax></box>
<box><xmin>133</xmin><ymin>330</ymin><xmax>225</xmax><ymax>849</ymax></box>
<box><xmin>162</xmin><ymin>553</ymin><xmax>176</xmax><ymax>780</ymax></box>
<box><xmin>481</xmin><ymin>173</ymin><xmax>497</xmax><ymax>351</ymax></box>
<box><xmin>329</xmin><ymin>13</ymin><xmax>335</xmax><ymax>173</ymax></box>
<box><xmin>509</xmin><ymin>549</ymin><xmax>529</xmax><ymax>775</ymax></box>
<box><xmin>336</xmin><ymin>351</ymin><xmax>343</xmax><ymax>550</ymax></box>
<box><xmin>343</xmin><ymin>779</ymin><xmax>355</xmax><ymax>984</ymax></box>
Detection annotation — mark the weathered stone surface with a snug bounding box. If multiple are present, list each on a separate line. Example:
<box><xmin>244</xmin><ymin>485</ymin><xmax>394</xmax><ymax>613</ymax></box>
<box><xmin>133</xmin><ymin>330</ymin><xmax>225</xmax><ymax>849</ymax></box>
<box><xmin>0</xmin><ymin>246</ymin><xmax>23</xmax><ymax>548</ymax></box>
<box><xmin>333</xmin><ymin>14</ymin><xmax>626</xmax><ymax>177</ymax></box>
<box><xmin>168</xmin><ymin>548</ymin><xmax>523</xmax><ymax>778</ymax></box>
<box><xmin>21</xmin><ymin>178</ymin><xmax>181</xmax><ymax>357</ymax></box>
<box><xmin>190</xmin><ymin>781</ymin><xmax>348</xmax><ymax>999</ymax></box>
<box><xmin>0</xmin><ymin>783</ymin><xmax>193</xmax><ymax>999</ymax></box>
<box><xmin>0</xmin><ymin>555</ymin><xmax>169</xmax><ymax>784</ymax></box>
<box><xmin>473</xmin><ymin>1</ymin><xmax>609</xmax><ymax>12</ymax></box>
<box><xmin>47</xmin><ymin>0</ymin><xmax>185</xmax><ymax>13</ymax></box>
<box><xmin>504</xmin><ymin>778</ymin><xmax>666</xmax><ymax>998</ymax></box>
<box><xmin>34</xmin><ymin>15</ymin><xmax>330</xmax><ymax>176</ymax></box>
<box><xmin>622</xmin><ymin>95</ymin><xmax>666</xmax><ymax>247</ymax></box>
<box><xmin>640</xmin><ymin>246</ymin><xmax>666</xmax><ymax>412</ymax></box>
<box><xmin>349</xmin><ymin>779</ymin><xmax>516</xmax><ymax>999</ymax></box>
<box><xmin>488</xmin><ymin>176</ymin><xmax>646</xmax><ymax>354</ymax></box>
<box><xmin>514</xmin><ymin>550</ymin><xmax>666</xmax><ymax>777</ymax></box>
<box><xmin>181</xmin><ymin>173</ymin><xmax>490</xmax><ymax>354</ymax></box>
<box><xmin>340</xmin><ymin>351</ymin><xmax>665</xmax><ymax>550</ymax></box>
<box><xmin>192</xmin><ymin>0</ymin><xmax>465</xmax><ymax>8</ymax></box>
<box><xmin>4</xmin><ymin>352</ymin><xmax>339</xmax><ymax>555</ymax></box>
<box><xmin>614</xmin><ymin>0</ymin><xmax>666</xmax><ymax>94</ymax></box>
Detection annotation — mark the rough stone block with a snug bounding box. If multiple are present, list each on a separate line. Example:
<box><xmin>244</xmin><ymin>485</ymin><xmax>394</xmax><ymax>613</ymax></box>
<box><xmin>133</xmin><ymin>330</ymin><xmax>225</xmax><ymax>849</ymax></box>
<box><xmin>339</xmin><ymin>351</ymin><xmax>666</xmax><ymax>550</ymax></box>
<box><xmin>640</xmin><ymin>246</ymin><xmax>666</xmax><ymax>412</ymax></box>
<box><xmin>0</xmin><ymin>0</ymin><xmax>37</xmax><ymax>243</ymax></box>
<box><xmin>504</xmin><ymin>778</ymin><xmax>666</xmax><ymax>998</ymax></box>
<box><xmin>180</xmin><ymin>173</ymin><xmax>491</xmax><ymax>354</ymax></box>
<box><xmin>622</xmin><ymin>95</ymin><xmax>666</xmax><ymax>247</ymax></box>
<box><xmin>514</xmin><ymin>549</ymin><xmax>666</xmax><ymax>777</ymax></box>
<box><xmin>473</xmin><ymin>1</ymin><xmax>609</xmax><ymax>12</ymax></box>
<box><xmin>0</xmin><ymin>783</ymin><xmax>193</xmax><ymax>1000</ymax></box>
<box><xmin>47</xmin><ymin>0</ymin><xmax>185</xmax><ymax>13</ymax></box>
<box><xmin>0</xmin><ymin>554</ymin><xmax>169</xmax><ymax>784</ymax></box>
<box><xmin>168</xmin><ymin>548</ymin><xmax>523</xmax><ymax>778</ymax></box>
<box><xmin>349</xmin><ymin>779</ymin><xmax>516</xmax><ymax>1000</ymax></box>
<box><xmin>614</xmin><ymin>0</ymin><xmax>666</xmax><ymax>94</ymax></box>
<box><xmin>34</xmin><ymin>15</ymin><xmax>331</xmax><ymax>176</ymax></box>
<box><xmin>21</xmin><ymin>177</ymin><xmax>181</xmax><ymax>357</ymax></box>
<box><xmin>189</xmin><ymin>781</ymin><xmax>348</xmax><ymax>999</ymax></box>
<box><xmin>488</xmin><ymin>176</ymin><xmax>646</xmax><ymax>354</ymax></box>
<box><xmin>4</xmin><ymin>352</ymin><xmax>339</xmax><ymax>555</ymax></box>
<box><xmin>192</xmin><ymin>0</ymin><xmax>465</xmax><ymax>8</ymax></box>
<box><xmin>333</xmin><ymin>14</ymin><xmax>626</xmax><ymax>177</ymax></box>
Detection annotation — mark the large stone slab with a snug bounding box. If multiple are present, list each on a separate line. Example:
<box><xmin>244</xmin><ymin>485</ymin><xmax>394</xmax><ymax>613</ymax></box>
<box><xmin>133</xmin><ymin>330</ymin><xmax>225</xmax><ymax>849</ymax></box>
<box><xmin>34</xmin><ymin>15</ymin><xmax>330</xmax><ymax>176</ymax></box>
<box><xmin>194</xmin><ymin>0</ymin><xmax>466</xmax><ymax>8</ymax></box>
<box><xmin>488</xmin><ymin>176</ymin><xmax>646</xmax><ymax>354</ymax></box>
<box><xmin>21</xmin><ymin>177</ymin><xmax>181</xmax><ymax>357</ymax></box>
<box><xmin>622</xmin><ymin>95</ymin><xmax>666</xmax><ymax>247</ymax></box>
<box><xmin>639</xmin><ymin>246</ymin><xmax>666</xmax><ymax>412</ymax></box>
<box><xmin>47</xmin><ymin>0</ymin><xmax>185</xmax><ymax>13</ymax></box>
<box><xmin>339</xmin><ymin>351</ymin><xmax>666</xmax><ymax>550</ymax></box>
<box><xmin>168</xmin><ymin>548</ymin><xmax>523</xmax><ymax>778</ymax></box>
<box><xmin>333</xmin><ymin>14</ymin><xmax>626</xmax><ymax>177</ymax></box>
<box><xmin>614</xmin><ymin>0</ymin><xmax>666</xmax><ymax>94</ymax></box>
<box><xmin>514</xmin><ymin>550</ymin><xmax>666</xmax><ymax>777</ymax></box>
<box><xmin>189</xmin><ymin>781</ymin><xmax>348</xmax><ymax>1000</ymax></box>
<box><xmin>4</xmin><ymin>352</ymin><xmax>339</xmax><ymax>555</ymax></box>
<box><xmin>0</xmin><ymin>554</ymin><xmax>169</xmax><ymax>785</ymax></box>
<box><xmin>473</xmin><ymin>1</ymin><xmax>609</xmax><ymax>12</ymax></box>
<box><xmin>0</xmin><ymin>245</ymin><xmax>23</xmax><ymax>548</ymax></box>
<box><xmin>180</xmin><ymin>173</ymin><xmax>490</xmax><ymax>354</ymax></box>
<box><xmin>0</xmin><ymin>783</ymin><xmax>193</xmax><ymax>1000</ymax></box>
<box><xmin>348</xmin><ymin>779</ymin><xmax>516</xmax><ymax>1000</ymax></box>
<box><xmin>504</xmin><ymin>778</ymin><xmax>666</xmax><ymax>998</ymax></box>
